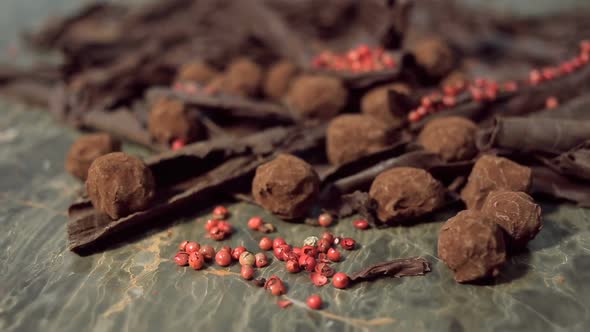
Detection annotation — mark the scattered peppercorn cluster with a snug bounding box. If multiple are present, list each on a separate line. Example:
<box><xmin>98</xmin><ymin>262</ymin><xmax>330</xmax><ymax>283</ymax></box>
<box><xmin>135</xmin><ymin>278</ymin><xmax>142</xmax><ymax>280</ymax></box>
<box><xmin>311</xmin><ymin>45</ymin><xmax>396</xmax><ymax>73</ymax></box>
<box><xmin>407</xmin><ymin>39</ymin><xmax>590</xmax><ymax>122</ymax></box>
<box><xmin>173</xmin><ymin>207</ymin><xmax>372</xmax><ymax>310</ymax></box>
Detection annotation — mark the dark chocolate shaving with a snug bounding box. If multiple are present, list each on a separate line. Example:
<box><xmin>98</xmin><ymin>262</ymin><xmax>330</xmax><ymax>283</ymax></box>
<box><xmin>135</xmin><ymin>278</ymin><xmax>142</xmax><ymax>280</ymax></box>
<box><xmin>542</xmin><ymin>141</ymin><xmax>590</xmax><ymax>181</ymax></box>
<box><xmin>350</xmin><ymin>257</ymin><xmax>431</xmax><ymax>282</ymax></box>
<box><xmin>531</xmin><ymin>166</ymin><xmax>590</xmax><ymax>207</ymax></box>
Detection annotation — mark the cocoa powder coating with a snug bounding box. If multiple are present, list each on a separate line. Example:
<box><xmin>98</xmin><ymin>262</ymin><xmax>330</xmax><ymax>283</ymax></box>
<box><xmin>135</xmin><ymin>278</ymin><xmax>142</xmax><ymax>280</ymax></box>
<box><xmin>148</xmin><ymin>97</ymin><xmax>204</xmax><ymax>145</ymax></box>
<box><xmin>361</xmin><ymin>83</ymin><xmax>411</xmax><ymax>127</ymax></box>
<box><xmin>286</xmin><ymin>75</ymin><xmax>347</xmax><ymax>120</ymax></box>
<box><xmin>65</xmin><ymin>133</ymin><xmax>121</xmax><ymax>180</ymax></box>
<box><xmin>223</xmin><ymin>57</ymin><xmax>263</xmax><ymax>97</ymax></box>
<box><xmin>418</xmin><ymin>116</ymin><xmax>478</xmax><ymax>161</ymax></box>
<box><xmin>411</xmin><ymin>37</ymin><xmax>456</xmax><ymax>79</ymax></box>
<box><xmin>263</xmin><ymin>60</ymin><xmax>298</xmax><ymax>99</ymax></box>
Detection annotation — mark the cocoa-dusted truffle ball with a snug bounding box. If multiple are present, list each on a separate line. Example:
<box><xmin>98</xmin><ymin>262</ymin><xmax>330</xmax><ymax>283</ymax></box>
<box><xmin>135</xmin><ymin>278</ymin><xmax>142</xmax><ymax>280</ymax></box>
<box><xmin>326</xmin><ymin>114</ymin><xmax>393</xmax><ymax>165</ymax></box>
<box><xmin>361</xmin><ymin>83</ymin><xmax>411</xmax><ymax>127</ymax></box>
<box><xmin>65</xmin><ymin>133</ymin><xmax>121</xmax><ymax>180</ymax></box>
<box><xmin>411</xmin><ymin>37</ymin><xmax>456</xmax><ymax>79</ymax></box>
<box><xmin>86</xmin><ymin>152</ymin><xmax>156</xmax><ymax>219</ymax></box>
<box><xmin>286</xmin><ymin>75</ymin><xmax>347</xmax><ymax>120</ymax></box>
<box><xmin>223</xmin><ymin>57</ymin><xmax>263</xmax><ymax>97</ymax></box>
<box><xmin>263</xmin><ymin>60</ymin><xmax>298</xmax><ymax>99</ymax></box>
<box><xmin>148</xmin><ymin>97</ymin><xmax>204</xmax><ymax>145</ymax></box>
<box><xmin>441</xmin><ymin>70</ymin><xmax>467</xmax><ymax>88</ymax></box>
<box><xmin>418</xmin><ymin>116</ymin><xmax>478</xmax><ymax>161</ymax></box>
<box><xmin>175</xmin><ymin>61</ymin><xmax>218</xmax><ymax>84</ymax></box>
<box><xmin>438</xmin><ymin>210</ymin><xmax>507</xmax><ymax>283</ymax></box>
<box><xmin>252</xmin><ymin>154</ymin><xmax>320</xmax><ymax>219</ymax></box>
<box><xmin>482</xmin><ymin>190</ymin><xmax>542</xmax><ymax>249</ymax></box>
<box><xmin>460</xmin><ymin>155</ymin><xmax>532</xmax><ymax>210</ymax></box>
<box><xmin>369</xmin><ymin>167</ymin><xmax>445</xmax><ymax>224</ymax></box>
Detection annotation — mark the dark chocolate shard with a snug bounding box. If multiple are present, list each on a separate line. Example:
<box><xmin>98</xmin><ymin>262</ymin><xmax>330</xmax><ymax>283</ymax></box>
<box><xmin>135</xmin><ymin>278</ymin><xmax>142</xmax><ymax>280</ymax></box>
<box><xmin>542</xmin><ymin>141</ymin><xmax>590</xmax><ymax>181</ymax></box>
<box><xmin>530</xmin><ymin>166</ymin><xmax>590</xmax><ymax>207</ymax></box>
<box><xmin>350</xmin><ymin>257</ymin><xmax>431</xmax><ymax>282</ymax></box>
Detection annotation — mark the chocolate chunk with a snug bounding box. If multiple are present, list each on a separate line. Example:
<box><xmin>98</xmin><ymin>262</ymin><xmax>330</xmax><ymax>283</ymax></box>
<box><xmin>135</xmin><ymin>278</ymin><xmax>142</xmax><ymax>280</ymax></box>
<box><xmin>418</xmin><ymin>116</ymin><xmax>478</xmax><ymax>161</ymax></box>
<box><xmin>481</xmin><ymin>190</ymin><xmax>542</xmax><ymax>249</ymax></box>
<box><xmin>361</xmin><ymin>83</ymin><xmax>410</xmax><ymax>127</ymax></box>
<box><xmin>286</xmin><ymin>75</ymin><xmax>347</xmax><ymax>120</ymax></box>
<box><xmin>148</xmin><ymin>97</ymin><xmax>205</xmax><ymax>145</ymax></box>
<box><xmin>369</xmin><ymin>167</ymin><xmax>445</xmax><ymax>224</ymax></box>
<box><xmin>65</xmin><ymin>133</ymin><xmax>121</xmax><ymax>180</ymax></box>
<box><xmin>223</xmin><ymin>57</ymin><xmax>263</xmax><ymax>97</ymax></box>
<box><xmin>460</xmin><ymin>155</ymin><xmax>532</xmax><ymax>210</ymax></box>
<box><xmin>438</xmin><ymin>210</ymin><xmax>507</xmax><ymax>283</ymax></box>
<box><xmin>86</xmin><ymin>152</ymin><xmax>156</xmax><ymax>219</ymax></box>
<box><xmin>326</xmin><ymin>114</ymin><xmax>394</xmax><ymax>165</ymax></box>
<box><xmin>252</xmin><ymin>154</ymin><xmax>320</xmax><ymax>219</ymax></box>
<box><xmin>263</xmin><ymin>60</ymin><xmax>298</xmax><ymax>99</ymax></box>
<box><xmin>411</xmin><ymin>37</ymin><xmax>456</xmax><ymax>79</ymax></box>
<box><xmin>175</xmin><ymin>60</ymin><xmax>218</xmax><ymax>84</ymax></box>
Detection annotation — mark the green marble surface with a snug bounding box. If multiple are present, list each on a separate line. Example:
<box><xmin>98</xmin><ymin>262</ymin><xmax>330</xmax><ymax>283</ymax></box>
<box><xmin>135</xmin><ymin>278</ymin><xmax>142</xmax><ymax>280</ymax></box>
<box><xmin>1</xmin><ymin>1</ymin><xmax>590</xmax><ymax>332</ymax></box>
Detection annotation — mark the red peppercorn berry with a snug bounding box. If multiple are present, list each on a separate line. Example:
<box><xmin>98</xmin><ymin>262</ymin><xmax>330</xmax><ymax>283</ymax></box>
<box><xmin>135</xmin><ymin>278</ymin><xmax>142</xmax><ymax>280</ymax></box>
<box><xmin>352</xmin><ymin>219</ymin><xmax>370</xmax><ymax>230</ymax></box>
<box><xmin>205</xmin><ymin>219</ymin><xmax>219</xmax><ymax>231</ymax></box>
<box><xmin>212</xmin><ymin>205</ymin><xmax>228</xmax><ymax>219</ymax></box>
<box><xmin>318</xmin><ymin>213</ymin><xmax>333</xmax><ymax>227</ymax></box>
<box><xmin>546</xmin><ymin>96</ymin><xmax>559</xmax><ymax>109</ymax></box>
<box><xmin>292</xmin><ymin>246</ymin><xmax>302</xmax><ymax>256</ymax></box>
<box><xmin>188</xmin><ymin>251</ymin><xmax>205</xmax><ymax>270</ymax></box>
<box><xmin>255</xmin><ymin>252</ymin><xmax>268</xmax><ymax>268</ymax></box>
<box><xmin>327</xmin><ymin>248</ymin><xmax>341</xmax><ymax>262</ymax></box>
<box><xmin>265</xmin><ymin>276</ymin><xmax>287</xmax><ymax>296</ymax></box>
<box><xmin>232</xmin><ymin>246</ymin><xmax>247</xmax><ymax>261</ymax></box>
<box><xmin>174</xmin><ymin>252</ymin><xmax>189</xmax><ymax>266</ymax></box>
<box><xmin>307</xmin><ymin>294</ymin><xmax>323</xmax><ymax>310</ymax></box>
<box><xmin>274</xmin><ymin>244</ymin><xmax>291</xmax><ymax>261</ymax></box>
<box><xmin>311</xmin><ymin>272</ymin><xmax>329</xmax><ymax>287</ymax></box>
<box><xmin>241</xmin><ymin>265</ymin><xmax>255</xmax><ymax>280</ymax></box>
<box><xmin>239</xmin><ymin>251</ymin><xmax>255</xmax><ymax>266</ymax></box>
<box><xmin>247</xmin><ymin>216</ymin><xmax>264</xmax><ymax>230</ymax></box>
<box><xmin>286</xmin><ymin>260</ymin><xmax>301</xmax><ymax>273</ymax></box>
<box><xmin>272</xmin><ymin>237</ymin><xmax>286</xmax><ymax>249</ymax></box>
<box><xmin>317</xmin><ymin>239</ymin><xmax>331</xmax><ymax>253</ymax></box>
<box><xmin>215</xmin><ymin>250</ymin><xmax>232</xmax><ymax>267</ymax></box>
<box><xmin>332</xmin><ymin>272</ymin><xmax>350</xmax><ymax>289</ymax></box>
<box><xmin>208</xmin><ymin>227</ymin><xmax>226</xmax><ymax>241</ymax></box>
<box><xmin>185</xmin><ymin>241</ymin><xmax>200</xmax><ymax>254</ymax></box>
<box><xmin>341</xmin><ymin>238</ymin><xmax>356</xmax><ymax>250</ymax></box>
<box><xmin>178</xmin><ymin>240</ymin><xmax>189</xmax><ymax>251</ymax></box>
<box><xmin>302</xmin><ymin>245</ymin><xmax>318</xmax><ymax>258</ymax></box>
<box><xmin>217</xmin><ymin>221</ymin><xmax>233</xmax><ymax>234</ymax></box>
<box><xmin>298</xmin><ymin>255</ymin><xmax>317</xmax><ymax>272</ymax></box>
<box><xmin>259</xmin><ymin>237</ymin><xmax>273</xmax><ymax>251</ymax></box>
<box><xmin>171</xmin><ymin>139</ymin><xmax>185</xmax><ymax>151</ymax></box>
<box><xmin>199</xmin><ymin>245</ymin><xmax>215</xmax><ymax>260</ymax></box>
<box><xmin>321</xmin><ymin>232</ymin><xmax>335</xmax><ymax>245</ymax></box>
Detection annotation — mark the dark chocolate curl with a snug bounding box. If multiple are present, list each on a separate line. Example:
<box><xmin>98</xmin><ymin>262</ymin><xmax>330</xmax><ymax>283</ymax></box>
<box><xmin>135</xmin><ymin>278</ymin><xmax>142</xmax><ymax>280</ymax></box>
<box><xmin>531</xmin><ymin>166</ymin><xmax>590</xmax><ymax>207</ymax></box>
<box><xmin>477</xmin><ymin>117</ymin><xmax>590</xmax><ymax>155</ymax></box>
<box><xmin>350</xmin><ymin>257</ymin><xmax>431</xmax><ymax>282</ymax></box>
<box><xmin>543</xmin><ymin>141</ymin><xmax>590</xmax><ymax>181</ymax></box>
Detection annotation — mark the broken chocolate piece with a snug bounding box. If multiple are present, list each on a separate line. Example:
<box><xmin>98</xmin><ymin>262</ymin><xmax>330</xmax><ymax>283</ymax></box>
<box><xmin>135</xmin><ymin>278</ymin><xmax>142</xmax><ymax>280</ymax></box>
<box><xmin>148</xmin><ymin>97</ymin><xmax>205</xmax><ymax>145</ymax></box>
<box><xmin>65</xmin><ymin>133</ymin><xmax>121</xmax><ymax>180</ymax></box>
<box><xmin>252</xmin><ymin>154</ymin><xmax>320</xmax><ymax>220</ymax></box>
<box><xmin>86</xmin><ymin>152</ymin><xmax>156</xmax><ymax>219</ymax></box>
<box><xmin>285</xmin><ymin>75</ymin><xmax>347</xmax><ymax>120</ymax></box>
<box><xmin>438</xmin><ymin>210</ymin><xmax>506</xmax><ymax>283</ymax></box>
<box><xmin>326</xmin><ymin>114</ymin><xmax>394</xmax><ymax>166</ymax></box>
<box><xmin>361</xmin><ymin>83</ymin><xmax>411</xmax><ymax>128</ymax></box>
<box><xmin>263</xmin><ymin>60</ymin><xmax>298</xmax><ymax>100</ymax></box>
<box><xmin>481</xmin><ymin>190</ymin><xmax>542</xmax><ymax>249</ymax></box>
<box><xmin>460</xmin><ymin>155</ymin><xmax>532</xmax><ymax>210</ymax></box>
<box><xmin>350</xmin><ymin>257</ymin><xmax>431</xmax><ymax>282</ymax></box>
<box><xmin>369</xmin><ymin>167</ymin><xmax>445</xmax><ymax>224</ymax></box>
<box><xmin>418</xmin><ymin>116</ymin><xmax>478</xmax><ymax>162</ymax></box>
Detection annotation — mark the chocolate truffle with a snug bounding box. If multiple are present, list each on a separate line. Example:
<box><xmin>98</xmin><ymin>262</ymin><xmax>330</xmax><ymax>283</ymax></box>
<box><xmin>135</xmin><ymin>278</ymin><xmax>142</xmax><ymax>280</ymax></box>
<box><xmin>86</xmin><ymin>152</ymin><xmax>156</xmax><ymax>219</ymax></box>
<box><xmin>411</xmin><ymin>37</ymin><xmax>456</xmax><ymax>79</ymax></box>
<box><xmin>438</xmin><ymin>210</ymin><xmax>507</xmax><ymax>283</ymax></box>
<box><xmin>418</xmin><ymin>116</ymin><xmax>478</xmax><ymax>162</ymax></box>
<box><xmin>326</xmin><ymin>114</ymin><xmax>393</xmax><ymax>165</ymax></box>
<box><xmin>481</xmin><ymin>190</ymin><xmax>542</xmax><ymax>249</ymax></box>
<box><xmin>441</xmin><ymin>70</ymin><xmax>467</xmax><ymax>88</ymax></box>
<box><xmin>175</xmin><ymin>61</ymin><xmax>218</xmax><ymax>84</ymax></box>
<box><xmin>65</xmin><ymin>133</ymin><xmax>121</xmax><ymax>180</ymax></box>
<box><xmin>361</xmin><ymin>83</ymin><xmax>411</xmax><ymax>127</ymax></box>
<box><xmin>252</xmin><ymin>154</ymin><xmax>320</xmax><ymax>219</ymax></box>
<box><xmin>460</xmin><ymin>155</ymin><xmax>532</xmax><ymax>210</ymax></box>
<box><xmin>286</xmin><ymin>75</ymin><xmax>347</xmax><ymax>120</ymax></box>
<box><xmin>223</xmin><ymin>57</ymin><xmax>263</xmax><ymax>97</ymax></box>
<box><xmin>263</xmin><ymin>60</ymin><xmax>298</xmax><ymax>99</ymax></box>
<box><xmin>148</xmin><ymin>97</ymin><xmax>204</xmax><ymax>145</ymax></box>
<box><xmin>369</xmin><ymin>167</ymin><xmax>445</xmax><ymax>224</ymax></box>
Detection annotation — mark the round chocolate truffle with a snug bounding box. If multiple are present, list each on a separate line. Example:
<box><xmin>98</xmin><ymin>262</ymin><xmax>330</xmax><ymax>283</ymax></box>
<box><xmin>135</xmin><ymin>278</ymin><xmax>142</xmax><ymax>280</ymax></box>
<box><xmin>175</xmin><ymin>61</ymin><xmax>218</xmax><ymax>84</ymax></box>
<box><xmin>326</xmin><ymin>114</ymin><xmax>393</xmax><ymax>165</ymax></box>
<box><xmin>286</xmin><ymin>75</ymin><xmax>348</xmax><ymax>120</ymax></box>
<box><xmin>263</xmin><ymin>60</ymin><xmax>298</xmax><ymax>99</ymax></box>
<box><xmin>223</xmin><ymin>57</ymin><xmax>263</xmax><ymax>97</ymax></box>
<box><xmin>369</xmin><ymin>167</ymin><xmax>445</xmax><ymax>224</ymax></box>
<box><xmin>65</xmin><ymin>133</ymin><xmax>121</xmax><ymax>180</ymax></box>
<box><xmin>86</xmin><ymin>152</ymin><xmax>156</xmax><ymax>220</ymax></box>
<box><xmin>418</xmin><ymin>116</ymin><xmax>478</xmax><ymax>162</ymax></box>
<box><xmin>148</xmin><ymin>97</ymin><xmax>204</xmax><ymax>145</ymax></box>
<box><xmin>481</xmin><ymin>190</ymin><xmax>542</xmax><ymax>249</ymax></box>
<box><xmin>460</xmin><ymin>155</ymin><xmax>532</xmax><ymax>210</ymax></box>
<box><xmin>252</xmin><ymin>154</ymin><xmax>320</xmax><ymax>219</ymax></box>
<box><xmin>438</xmin><ymin>210</ymin><xmax>507</xmax><ymax>283</ymax></box>
<box><xmin>411</xmin><ymin>37</ymin><xmax>456</xmax><ymax>79</ymax></box>
<box><xmin>361</xmin><ymin>83</ymin><xmax>411</xmax><ymax>127</ymax></box>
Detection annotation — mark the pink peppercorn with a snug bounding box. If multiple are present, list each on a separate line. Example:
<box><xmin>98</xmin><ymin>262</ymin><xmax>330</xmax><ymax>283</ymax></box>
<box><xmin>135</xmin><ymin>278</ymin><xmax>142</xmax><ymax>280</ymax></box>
<box><xmin>215</xmin><ymin>250</ymin><xmax>232</xmax><ymax>267</ymax></box>
<box><xmin>205</xmin><ymin>219</ymin><xmax>219</xmax><ymax>231</ymax></box>
<box><xmin>307</xmin><ymin>294</ymin><xmax>323</xmax><ymax>310</ymax></box>
<box><xmin>318</xmin><ymin>213</ymin><xmax>333</xmax><ymax>227</ymax></box>
<box><xmin>232</xmin><ymin>246</ymin><xmax>247</xmax><ymax>261</ymax></box>
<box><xmin>333</xmin><ymin>272</ymin><xmax>350</xmax><ymax>289</ymax></box>
<box><xmin>272</xmin><ymin>237</ymin><xmax>286</xmax><ymax>249</ymax></box>
<box><xmin>185</xmin><ymin>241</ymin><xmax>200</xmax><ymax>254</ymax></box>
<box><xmin>299</xmin><ymin>255</ymin><xmax>317</xmax><ymax>272</ymax></box>
<box><xmin>178</xmin><ymin>240</ymin><xmax>189</xmax><ymax>251</ymax></box>
<box><xmin>286</xmin><ymin>260</ymin><xmax>301</xmax><ymax>273</ymax></box>
<box><xmin>352</xmin><ymin>219</ymin><xmax>370</xmax><ymax>230</ymax></box>
<box><xmin>327</xmin><ymin>248</ymin><xmax>342</xmax><ymax>262</ymax></box>
<box><xmin>174</xmin><ymin>252</ymin><xmax>189</xmax><ymax>266</ymax></box>
<box><xmin>171</xmin><ymin>139</ymin><xmax>185</xmax><ymax>151</ymax></box>
<box><xmin>247</xmin><ymin>216</ymin><xmax>264</xmax><ymax>230</ymax></box>
<box><xmin>259</xmin><ymin>237</ymin><xmax>273</xmax><ymax>251</ymax></box>
<box><xmin>241</xmin><ymin>265</ymin><xmax>255</xmax><ymax>280</ymax></box>
<box><xmin>255</xmin><ymin>253</ymin><xmax>268</xmax><ymax>268</ymax></box>
<box><xmin>188</xmin><ymin>251</ymin><xmax>205</xmax><ymax>270</ymax></box>
<box><xmin>321</xmin><ymin>232</ymin><xmax>334</xmax><ymax>245</ymax></box>
<box><xmin>341</xmin><ymin>238</ymin><xmax>356</xmax><ymax>250</ymax></box>
<box><xmin>199</xmin><ymin>245</ymin><xmax>215</xmax><ymax>260</ymax></box>
<box><xmin>317</xmin><ymin>239</ymin><xmax>331</xmax><ymax>253</ymax></box>
<box><xmin>212</xmin><ymin>205</ymin><xmax>228</xmax><ymax>219</ymax></box>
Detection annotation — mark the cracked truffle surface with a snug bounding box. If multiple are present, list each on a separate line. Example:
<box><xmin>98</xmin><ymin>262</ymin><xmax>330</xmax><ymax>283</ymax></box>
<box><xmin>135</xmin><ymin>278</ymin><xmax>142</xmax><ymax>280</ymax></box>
<box><xmin>326</xmin><ymin>114</ymin><xmax>393</xmax><ymax>165</ymax></box>
<box><xmin>418</xmin><ymin>116</ymin><xmax>478</xmax><ymax>162</ymax></box>
<box><xmin>263</xmin><ymin>60</ymin><xmax>298</xmax><ymax>99</ymax></box>
<box><xmin>369</xmin><ymin>167</ymin><xmax>445</xmax><ymax>224</ymax></box>
<box><xmin>482</xmin><ymin>190</ymin><xmax>542</xmax><ymax>249</ymax></box>
<box><xmin>460</xmin><ymin>155</ymin><xmax>532</xmax><ymax>210</ymax></box>
<box><xmin>86</xmin><ymin>152</ymin><xmax>156</xmax><ymax>220</ymax></box>
<box><xmin>361</xmin><ymin>83</ymin><xmax>410</xmax><ymax>127</ymax></box>
<box><xmin>66</xmin><ymin>133</ymin><xmax>121</xmax><ymax>180</ymax></box>
<box><xmin>286</xmin><ymin>75</ymin><xmax>347</xmax><ymax>120</ymax></box>
<box><xmin>252</xmin><ymin>154</ymin><xmax>320</xmax><ymax>219</ymax></box>
<box><xmin>148</xmin><ymin>97</ymin><xmax>204</xmax><ymax>145</ymax></box>
<box><xmin>438</xmin><ymin>210</ymin><xmax>507</xmax><ymax>283</ymax></box>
